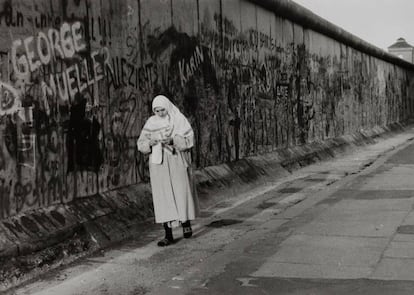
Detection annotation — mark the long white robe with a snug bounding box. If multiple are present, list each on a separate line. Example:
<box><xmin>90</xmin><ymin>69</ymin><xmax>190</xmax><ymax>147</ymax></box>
<box><xmin>137</xmin><ymin>116</ymin><xmax>199</xmax><ymax>224</ymax></box>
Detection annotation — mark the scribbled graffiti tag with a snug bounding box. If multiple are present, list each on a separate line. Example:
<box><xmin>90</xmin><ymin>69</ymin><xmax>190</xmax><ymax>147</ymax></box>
<box><xmin>0</xmin><ymin>82</ymin><xmax>20</xmax><ymax>115</ymax></box>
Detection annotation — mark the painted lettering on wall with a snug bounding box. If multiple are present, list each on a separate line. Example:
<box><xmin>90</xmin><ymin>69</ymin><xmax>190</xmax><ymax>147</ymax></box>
<box><xmin>0</xmin><ymin>82</ymin><xmax>20</xmax><ymax>115</ymax></box>
<box><xmin>276</xmin><ymin>83</ymin><xmax>290</xmax><ymax>108</ymax></box>
<box><xmin>41</xmin><ymin>47</ymin><xmax>112</xmax><ymax>102</ymax></box>
<box><xmin>11</xmin><ymin>22</ymin><xmax>85</xmax><ymax>77</ymax></box>
<box><xmin>11</xmin><ymin>21</ymin><xmax>114</xmax><ymax>102</ymax></box>
<box><xmin>178</xmin><ymin>46</ymin><xmax>204</xmax><ymax>88</ymax></box>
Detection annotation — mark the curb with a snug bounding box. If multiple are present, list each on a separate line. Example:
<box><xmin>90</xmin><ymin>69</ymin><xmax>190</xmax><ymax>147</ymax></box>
<box><xmin>0</xmin><ymin>121</ymin><xmax>413</xmax><ymax>264</ymax></box>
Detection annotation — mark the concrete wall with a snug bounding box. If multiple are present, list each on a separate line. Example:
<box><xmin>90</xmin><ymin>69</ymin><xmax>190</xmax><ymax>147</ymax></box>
<box><xmin>0</xmin><ymin>0</ymin><xmax>413</xmax><ymax>221</ymax></box>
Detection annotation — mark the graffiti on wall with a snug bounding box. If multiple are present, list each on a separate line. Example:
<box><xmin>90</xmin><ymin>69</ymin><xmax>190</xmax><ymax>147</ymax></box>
<box><xmin>0</xmin><ymin>0</ymin><xmax>412</xmax><ymax>220</ymax></box>
<box><xmin>11</xmin><ymin>21</ymin><xmax>114</xmax><ymax>103</ymax></box>
<box><xmin>0</xmin><ymin>82</ymin><xmax>21</xmax><ymax>115</ymax></box>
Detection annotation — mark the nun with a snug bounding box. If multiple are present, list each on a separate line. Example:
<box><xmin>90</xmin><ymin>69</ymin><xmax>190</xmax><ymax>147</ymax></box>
<box><xmin>137</xmin><ymin>95</ymin><xmax>199</xmax><ymax>246</ymax></box>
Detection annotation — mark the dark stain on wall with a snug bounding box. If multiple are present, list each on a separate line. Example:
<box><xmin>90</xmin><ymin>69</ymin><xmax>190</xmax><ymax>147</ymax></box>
<box><xmin>4</xmin><ymin>117</ymin><xmax>17</xmax><ymax>159</ymax></box>
<box><xmin>0</xmin><ymin>179</ymin><xmax>10</xmax><ymax>219</ymax></box>
<box><xmin>67</xmin><ymin>94</ymin><xmax>102</xmax><ymax>173</ymax></box>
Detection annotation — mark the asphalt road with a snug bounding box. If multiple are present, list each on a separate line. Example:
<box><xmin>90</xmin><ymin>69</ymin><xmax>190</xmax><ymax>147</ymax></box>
<box><xmin>8</xmin><ymin>129</ymin><xmax>414</xmax><ymax>295</ymax></box>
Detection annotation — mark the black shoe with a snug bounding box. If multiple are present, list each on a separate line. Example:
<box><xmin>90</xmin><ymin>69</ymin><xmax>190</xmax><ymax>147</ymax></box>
<box><xmin>157</xmin><ymin>238</ymin><xmax>174</xmax><ymax>247</ymax></box>
<box><xmin>183</xmin><ymin>227</ymin><xmax>192</xmax><ymax>238</ymax></box>
<box><xmin>183</xmin><ymin>222</ymin><xmax>192</xmax><ymax>238</ymax></box>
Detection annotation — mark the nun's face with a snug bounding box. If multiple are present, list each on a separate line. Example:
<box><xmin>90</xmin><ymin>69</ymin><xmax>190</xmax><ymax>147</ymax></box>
<box><xmin>154</xmin><ymin>107</ymin><xmax>168</xmax><ymax>118</ymax></box>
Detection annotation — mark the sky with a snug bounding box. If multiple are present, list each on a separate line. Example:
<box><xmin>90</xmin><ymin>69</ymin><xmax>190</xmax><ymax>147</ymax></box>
<box><xmin>292</xmin><ymin>0</ymin><xmax>414</xmax><ymax>51</ymax></box>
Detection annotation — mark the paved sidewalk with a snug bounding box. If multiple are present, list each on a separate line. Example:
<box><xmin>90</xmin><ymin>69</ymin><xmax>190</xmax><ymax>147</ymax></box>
<box><xmin>156</xmin><ymin>127</ymin><xmax>414</xmax><ymax>295</ymax></box>
<box><xmin>10</xmin><ymin>126</ymin><xmax>414</xmax><ymax>295</ymax></box>
<box><xmin>179</xmin><ymin>127</ymin><xmax>414</xmax><ymax>295</ymax></box>
<box><xmin>252</xmin><ymin>132</ymin><xmax>414</xmax><ymax>281</ymax></box>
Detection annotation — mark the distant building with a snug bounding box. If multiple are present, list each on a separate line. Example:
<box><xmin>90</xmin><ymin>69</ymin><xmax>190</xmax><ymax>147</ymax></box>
<box><xmin>388</xmin><ymin>37</ymin><xmax>414</xmax><ymax>63</ymax></box>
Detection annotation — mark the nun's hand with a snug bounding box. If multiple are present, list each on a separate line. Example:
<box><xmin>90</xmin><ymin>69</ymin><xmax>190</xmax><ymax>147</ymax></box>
<box><xmin>173</xmin><ymin>135</ymin><xmax>186</xmax><ymax>150</ymax></box>
<box><xmin>149</xmin><ymin>139</ymin><xmax>159</xmax><ymax>146</ymax></box>
<box><xmin>161</xmin><ymin>137</ymin><xmax>173</xmax><ymax>145</ymax></box>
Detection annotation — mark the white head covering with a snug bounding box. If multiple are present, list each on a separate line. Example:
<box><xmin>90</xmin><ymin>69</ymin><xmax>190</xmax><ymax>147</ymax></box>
<box><xmin>139</xmin><ymin>95</ymin><xmax>193</xmax><ymax>164</ymax></box>
<box><xmin>151</xmin><ymin>95</ymin><xmax>192</xmax><ymax>137</ymax></box>
<box><xmin>152</xmin><ymin>95</ymin><xmax>170</xmax><ymax>112</ymax></box>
